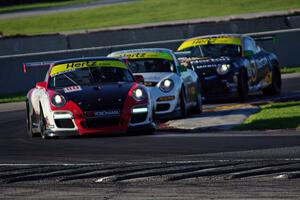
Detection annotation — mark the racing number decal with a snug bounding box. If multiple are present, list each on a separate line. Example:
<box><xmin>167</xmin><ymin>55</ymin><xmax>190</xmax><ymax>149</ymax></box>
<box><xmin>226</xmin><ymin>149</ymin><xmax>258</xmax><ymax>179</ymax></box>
<box><xmin>250</xmin><ymin>59</ymin><xmax>258</xmax><ymax>82</ymax></box>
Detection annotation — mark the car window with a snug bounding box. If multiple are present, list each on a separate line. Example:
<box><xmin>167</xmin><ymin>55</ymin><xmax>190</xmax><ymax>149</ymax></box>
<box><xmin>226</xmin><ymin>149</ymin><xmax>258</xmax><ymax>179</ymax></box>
<box><xmin>181</xmin><ymin>44</ymin><xmax>241</xmax><ymax>58</ymax></box>
<box><xmin>243</xmin><ymin>38</ymin><xmax>257</xmax><ymax>53</ymax></box>
<box><xmin>49</xmin><ymin>67</ymin><xmax>134</xmax><ymax>88</ymax></box>
<box><xmin>128</xmin><ymin>58</ymin><xmax>176</xmax><ymax>73</ymax></box>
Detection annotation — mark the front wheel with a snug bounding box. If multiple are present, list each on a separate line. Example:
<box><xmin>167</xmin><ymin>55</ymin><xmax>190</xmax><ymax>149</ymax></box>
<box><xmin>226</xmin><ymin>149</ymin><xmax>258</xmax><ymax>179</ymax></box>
<box><xmin>179</xmin><ymin>90</ymin><xmax>188</xmax><ymax>118</ymax></box>
<box><xmin>262</xmin><ymin>68</ymin><xmax>281</xmax><ymax>95</ymax></box>
<box><xmin>195</xmin><ymin>85</ymin><xmax>203</xmax><ymax>114</ymax></box>
<box><xmin>238</xmin><ymin>68</ymin><xmax>249</xmax><ymax>101</ymax></box>
<box><xmin>39</xmin><ymin>108</ymin><xmax>49</xmax><ymax>139</ymax></box>
<box><xmin>26</xmin><ymin>102</ymin><xmax>38</xmax><ymax>138</ymax></box>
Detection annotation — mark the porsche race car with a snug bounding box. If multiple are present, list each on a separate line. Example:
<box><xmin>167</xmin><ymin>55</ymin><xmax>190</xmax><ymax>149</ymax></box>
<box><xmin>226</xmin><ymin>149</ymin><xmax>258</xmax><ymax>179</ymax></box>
<box><xmin>25</xmin><ymin>57</ymin><xmax>155</xmax><ymax>139</ymax></box>
<box><xmin>177</xmin><ymin>34</ymin><xmax>281</xmax><ymax>100</ymax></box>
<box><xmin>108</xmin><ymin>48</ymin><xmax>202</xmax><ymax>120</ymax></box>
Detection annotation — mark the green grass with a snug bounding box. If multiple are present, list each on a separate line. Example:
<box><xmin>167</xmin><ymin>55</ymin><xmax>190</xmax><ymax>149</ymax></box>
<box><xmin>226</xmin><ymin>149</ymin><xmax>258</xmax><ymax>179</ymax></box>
<box><xmin>0</xmin><ymin>0</ymin><xmax>102</xmax><ymax>14</ymax></box>
<box><xmin>281</xmin><ymin>66</ymin><xmax>300</xmax><ymax>74</ymax></box>
<box><xmin>0</xmin><ymin>0</ymin><xmax>300</xmax><ymax>36</ymax></box>
<box><xmin>0</xmin><ymin>93</ymin><xmax>26</xmax><ymax>104</ymax></box>
<box><xmin>236</xmin><ymin>101</ymin><xmax>300</xmax><ymax>130</ymax></box>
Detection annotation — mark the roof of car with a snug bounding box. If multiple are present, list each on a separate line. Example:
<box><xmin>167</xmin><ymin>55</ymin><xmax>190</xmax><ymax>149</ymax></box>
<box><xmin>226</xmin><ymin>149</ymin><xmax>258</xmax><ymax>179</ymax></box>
<box><xmin>52</xmin><ymin>57</ymin><xmax>123</xmax><ymax>65</ymax></box>
<box><xmin>187</xmin><ymin>34</ymin><xmax>244</xmax><ymax>40</ymax></box>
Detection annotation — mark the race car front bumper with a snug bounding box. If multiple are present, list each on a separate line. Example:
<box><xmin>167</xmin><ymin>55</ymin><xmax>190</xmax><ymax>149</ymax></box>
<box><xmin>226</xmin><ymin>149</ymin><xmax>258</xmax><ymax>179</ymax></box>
<box><xmin>44</xmin><ymin>105</ymin><xmax>154</xmax><ymax>137</ymax></box>
<box><xmin>148</xmin><ymin>87</ymin><xmax>181</xmax><ymax>120</ymax></box>
<box><xmin>200</xmin><ymin>75</ymin><xmax>238</xmax><ymax>100</ymax></box>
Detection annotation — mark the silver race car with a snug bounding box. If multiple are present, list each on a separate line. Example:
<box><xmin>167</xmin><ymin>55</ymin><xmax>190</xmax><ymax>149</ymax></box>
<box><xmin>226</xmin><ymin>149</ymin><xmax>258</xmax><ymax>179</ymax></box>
<box><xmin>108</xmin><ymin>48</ymin><xmax>202</xmax><ymax>119</ymax></box>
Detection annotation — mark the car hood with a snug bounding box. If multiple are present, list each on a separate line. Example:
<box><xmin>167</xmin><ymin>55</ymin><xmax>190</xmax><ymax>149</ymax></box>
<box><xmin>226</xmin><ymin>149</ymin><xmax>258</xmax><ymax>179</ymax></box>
<box><xmin>55</xmin><ymin>82</ymin><xmax>134</xmax><ymax>111</ymax></box>
<box><xmin>134</xmin><ymin>72</ymin><xmax>174</xmax><ymax>83</ymax></box>
<box><xmin>187</xmin><ymin>56</ymin><xmax>238</xmax><ymax>65</ymax></box>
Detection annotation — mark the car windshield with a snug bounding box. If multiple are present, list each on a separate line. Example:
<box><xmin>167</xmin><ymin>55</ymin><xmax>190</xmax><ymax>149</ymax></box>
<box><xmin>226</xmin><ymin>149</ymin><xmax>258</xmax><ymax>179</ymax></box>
<box><xmin>127</xmin><ymin>59</ymin><xmax>176</xmax><ymax>73</ymax></box>
<box><xmin>185</xmin><ymin>44</ymin><xmax>241</xmax><ymax>58</ymax></box>
<box><xmin>49</xmin><ymin>67</ymin><xmax>134</xmax><ymax>88</ymax></box>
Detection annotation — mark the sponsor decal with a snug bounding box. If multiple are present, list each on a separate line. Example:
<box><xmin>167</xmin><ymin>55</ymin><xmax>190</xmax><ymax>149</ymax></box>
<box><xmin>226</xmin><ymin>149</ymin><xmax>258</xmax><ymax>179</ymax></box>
<box><xmin>195</xmin><ymin>64</ymin><xmax>219</xmax><ymax>69</ymax></box>
<box><xmin>85</xmin><ymin>109</ymin><xmax>121</xmax><ymax>118</ymax></box>
<box><xmin>111</xmin><ymin>52</ymin><xmax>173</xmax><ymax>61</ymax></box>
<box><xmin>177</xmin><ymin>37</ymin><xmax>242</xmax><ymax>51</ymax></box>
<box><xmin>50</xmin><ymin>60</ymin><xmax>127</xmax><ymax>77</ymax></box>
<box><xmin>63</xmin><ymin>85</ymin><xmax>82</xmax><ymax>93</ymax></box>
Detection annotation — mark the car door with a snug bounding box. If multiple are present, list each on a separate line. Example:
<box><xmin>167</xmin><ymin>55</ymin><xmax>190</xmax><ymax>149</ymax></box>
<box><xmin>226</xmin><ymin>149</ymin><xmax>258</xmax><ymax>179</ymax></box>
<box><xmin>172</xmin><ymin>52</ymin><xmax>198</xmax><ymax>106</ymax></box>
<box><xmin>243</xmin><ymin>37</ymin><xmax>260</xmax><ymax>86</ymax></box>
<box><xmin>253</xmin><ymin>46</ymin><xmax>271</xmax><ymax>83</ymax></box>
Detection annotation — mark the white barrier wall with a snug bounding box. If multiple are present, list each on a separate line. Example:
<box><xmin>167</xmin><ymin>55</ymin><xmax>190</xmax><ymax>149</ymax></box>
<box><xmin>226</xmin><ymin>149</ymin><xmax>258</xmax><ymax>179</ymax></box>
<box><xmin>0</xmin><ymin>29</ymin><xmax>299</xmax><ymax>95</ymax></box>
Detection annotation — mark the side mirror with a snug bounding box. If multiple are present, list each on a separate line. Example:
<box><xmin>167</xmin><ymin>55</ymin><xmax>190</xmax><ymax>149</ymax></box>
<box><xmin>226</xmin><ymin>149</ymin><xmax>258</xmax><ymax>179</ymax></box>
<box><xmin>134</xmin><ymin>75</ymin><xmax>144</xmax><ymax>84</ymax></box>
<box><xmin>36</xmin><ymin>82</ymin><xmax>47</xmax><ymax>89</ymax></box>
<box><xmin>179</xmin><ymin>64</ymin><xmax>187</xmax><ymax>72</ymax></box>
<box><xmin>243</xmin><ymin>50</ymin><xmax>254</xmax><ymax>58</ymax></box>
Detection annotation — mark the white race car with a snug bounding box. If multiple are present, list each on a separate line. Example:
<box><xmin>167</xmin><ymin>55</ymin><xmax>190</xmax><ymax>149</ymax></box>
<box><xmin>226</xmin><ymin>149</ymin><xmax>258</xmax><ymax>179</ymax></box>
<box><xmin>108</xmin><ymin>48</ymin><xmax>202</xmax><ymax>120</ymax></box>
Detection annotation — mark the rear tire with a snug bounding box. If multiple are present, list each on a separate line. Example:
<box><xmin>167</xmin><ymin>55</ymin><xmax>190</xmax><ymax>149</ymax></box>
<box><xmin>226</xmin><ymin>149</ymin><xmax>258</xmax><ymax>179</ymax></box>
<box><xmin>262</xmin><ymin>67</ymin><xmax>281</xmax><ymax>95</ymax></box>
<box><xmin>238</xmin><ymin>68</ymin><xmax>249</xmax><ymax>101</ymax></box>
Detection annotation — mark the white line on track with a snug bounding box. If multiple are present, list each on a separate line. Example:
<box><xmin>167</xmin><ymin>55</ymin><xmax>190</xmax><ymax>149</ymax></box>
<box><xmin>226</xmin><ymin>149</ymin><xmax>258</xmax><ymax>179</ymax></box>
<box><xmin>1</xmin><ymin>158</ymin><xmax>300</xmax><ymax>167</ymax></box>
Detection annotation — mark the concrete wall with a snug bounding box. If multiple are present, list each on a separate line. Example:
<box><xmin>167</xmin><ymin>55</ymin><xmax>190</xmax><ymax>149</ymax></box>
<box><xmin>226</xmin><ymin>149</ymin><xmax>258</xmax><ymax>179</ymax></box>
<box><xmin>0</xmin><ymin>29</ymin><xmax>299</xmax><ymax>95</ymax></box>
<box><xmin>1</xmin><ymin>12</ymin><xmax>300</xmax><ymax>56</ymax></box>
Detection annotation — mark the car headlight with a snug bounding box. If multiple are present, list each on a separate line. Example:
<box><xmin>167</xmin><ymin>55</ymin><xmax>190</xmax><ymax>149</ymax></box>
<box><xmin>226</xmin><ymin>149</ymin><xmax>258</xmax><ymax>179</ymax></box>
<box><xmin>51</xmin><ymin>94</ymin><xmax>66</xmax><ymax>107</ymax></box>
<box><xmin>217</xmin><ymin>64</ymin><xmax>230</xmax><ymax>75</ymax></box>
<box><xmin>132</xmin><ymin>88</ymin><xmax>146</xmax><ymax>101</ymax></box>
<box><xmin>159</xmin><ymin>79</ymin><xmax>174</xmax><ymax>92</ymax></box>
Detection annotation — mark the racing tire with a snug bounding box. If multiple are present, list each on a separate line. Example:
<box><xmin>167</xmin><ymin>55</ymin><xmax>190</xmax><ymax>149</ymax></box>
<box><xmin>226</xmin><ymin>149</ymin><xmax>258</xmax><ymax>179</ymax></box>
<box><xmin>39</xmin><ymin>108</ymin><xmax>49</xmax><ymax>140</ymax></box>
<box><xmin>195</xmin><ymin>84</ymin><xmax>203</xmax><ymax>114</ymax></box>
<box><xmin>26</xmin><ymin>102</ymin><xmax>38</xmax><ymax>138</ymax></box>
<box><xmin>179</xmin><ymin>89</ymin><xmax>188</xmax><ymax>118</ymax></box>
<box><xmin>237</xmin><ymin>68</ymin><xmax>249</xmax><ymax>101</ymax></box>
<box><xmin>143</xmin><ymin>127</ymin><xmax>155</xmax><ymax>135</ymax></box>
<box><xmin>262</xmin><ymin>67</ymin><xmax>281</xmax><ymax>96</ymax></box>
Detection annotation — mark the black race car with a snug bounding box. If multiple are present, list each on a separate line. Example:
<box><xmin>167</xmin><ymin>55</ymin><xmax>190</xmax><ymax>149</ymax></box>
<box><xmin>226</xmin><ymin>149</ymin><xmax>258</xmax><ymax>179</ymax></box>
<box><xmin>176</xmin><ymin>34</ymin><xmax>281</xmax><ymax>101</ymax></box>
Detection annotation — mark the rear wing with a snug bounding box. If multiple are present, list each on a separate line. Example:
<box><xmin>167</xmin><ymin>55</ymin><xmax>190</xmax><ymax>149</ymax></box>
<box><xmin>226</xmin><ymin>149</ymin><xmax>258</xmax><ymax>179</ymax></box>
<box><xmin>22</xmin><ymin>61</ymin><xmax>53</xmax><ymax>73</ymax></box>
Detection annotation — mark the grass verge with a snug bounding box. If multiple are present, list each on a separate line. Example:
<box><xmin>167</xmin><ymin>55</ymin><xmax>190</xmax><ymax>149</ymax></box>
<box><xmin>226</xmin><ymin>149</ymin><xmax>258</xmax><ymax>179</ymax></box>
<box><xmin>0</xmin><ymin>93</ymin><xmax>26</xmax><ymax>104</ymax></box>
<box><xmin>281</xmin><ymin>66</ymin><xmax>300</xmax><ymax>74</ymax></box>
<box><xmin>0</xmin><ymin>0</ymin><xmax>300</xmax><ymax>35</ymax></box>
<box><xmin>235</xmin><ymin>101</ymin><xmax>300</xmax><ymax>130</ymax></box>
<box><xmin>0</xmin><ymin>0</ymin><xmax>102</xmax><ymax>14</ymax></box>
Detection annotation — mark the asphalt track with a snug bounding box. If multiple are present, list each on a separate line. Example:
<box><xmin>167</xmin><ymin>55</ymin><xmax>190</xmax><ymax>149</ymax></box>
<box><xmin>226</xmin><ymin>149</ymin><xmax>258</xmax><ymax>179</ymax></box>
<box><xmin>0</xmin><ymin>73</ymin><xmax>300</xmax><ymax>199</ymax></box>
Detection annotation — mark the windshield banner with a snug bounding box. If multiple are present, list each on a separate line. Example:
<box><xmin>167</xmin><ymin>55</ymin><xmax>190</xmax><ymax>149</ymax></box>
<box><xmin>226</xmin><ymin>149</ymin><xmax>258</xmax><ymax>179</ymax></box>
<box><xmin>111</xmin><ymin>52</ymin><xmax>173</xmax><ymax>61</ymax></box>
<box><xmin>177</xmin><ymin>37</ymin><xmax>242</xmax><ymax>51</ymax></box>
<box><xmin>50</xmin><ymin>60</ymin><xmax>127</xmax><ymax>77</ymax></box>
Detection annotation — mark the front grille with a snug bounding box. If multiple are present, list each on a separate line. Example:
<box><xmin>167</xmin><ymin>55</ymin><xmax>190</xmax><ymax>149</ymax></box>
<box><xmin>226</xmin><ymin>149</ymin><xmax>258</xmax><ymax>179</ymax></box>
<box><xmin>196</xmin><ymin>67</ymin><xmax>217</xmax><ymax>77</ymax></box>
<box><xmin>202</xmin><ymin>81</ymin><xmax>229</xmax><ymax>96</ymax></box>
<box><xmin>55</xmin><ymin>119</ymin><xmax>75</xmax><ymax>128</ymax></box>
<box><xmin>84</xmin><ymin>117</ymin><xmax>120</xmax><ymax>128</ymax></box>
<box><xmin>156</xmin><ymin>104</ymin><xmax>170</xmax><ymax>112</ymax></box>
<box><xmin>144</xmin><ymin>82</ymin><xmax>158</xmax><ymax>87</ymax></box>
<box><xmin>131</xmin><ymin>113</ymin><xmax>148</xmax><ymax>124</ymax></box>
